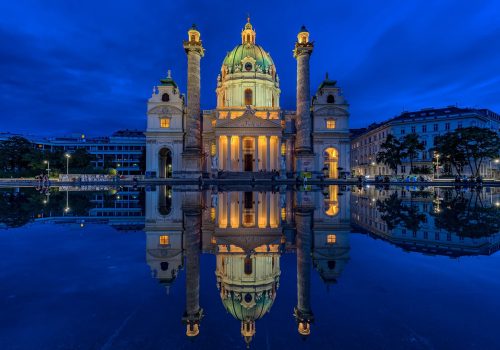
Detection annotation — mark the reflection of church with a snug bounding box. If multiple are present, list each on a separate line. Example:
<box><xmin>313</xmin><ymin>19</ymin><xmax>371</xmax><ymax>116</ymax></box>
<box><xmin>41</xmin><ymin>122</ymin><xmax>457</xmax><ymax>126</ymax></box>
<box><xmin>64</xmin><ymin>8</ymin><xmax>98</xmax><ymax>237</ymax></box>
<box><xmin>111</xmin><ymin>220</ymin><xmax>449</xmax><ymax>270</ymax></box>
<box><xmin>144</xmin><ymin>186</ymin><xmax>351</xmax><ymax>346</ymax></box>
<box><xmin>145</xmin><ymin>18</ymin><xmax>350</xmax><ymax>179</ymax></box>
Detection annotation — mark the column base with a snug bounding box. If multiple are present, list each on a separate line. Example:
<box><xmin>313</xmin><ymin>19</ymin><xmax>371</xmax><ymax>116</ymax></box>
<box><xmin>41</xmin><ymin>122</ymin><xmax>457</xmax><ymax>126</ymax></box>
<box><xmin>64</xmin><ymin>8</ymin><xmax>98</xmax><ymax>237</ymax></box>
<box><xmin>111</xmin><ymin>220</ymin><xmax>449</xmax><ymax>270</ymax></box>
<box><xmin>180</xmin><ymin>150</ymin><xmax>203</xmax><ymax>179</ymax></box>
<box><xmin>294</xmin><ymin>151</ymin><xmax>315</xmax><ymax>175</ymax></box>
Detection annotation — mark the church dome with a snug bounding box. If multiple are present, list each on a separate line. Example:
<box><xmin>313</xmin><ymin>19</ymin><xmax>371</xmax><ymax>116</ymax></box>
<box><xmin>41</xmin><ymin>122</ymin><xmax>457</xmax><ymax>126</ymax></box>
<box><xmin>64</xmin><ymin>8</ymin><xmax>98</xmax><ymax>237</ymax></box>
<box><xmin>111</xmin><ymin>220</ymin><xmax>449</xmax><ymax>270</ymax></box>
<box><xmin>222</xmin><ymin>44</ymin><xmax>275</xmax><ymax>74</ymax></box>
<box><xmin>216</xmin><ymin>17</ymin><xmax>280</xmax><ymax>109</ymax></box>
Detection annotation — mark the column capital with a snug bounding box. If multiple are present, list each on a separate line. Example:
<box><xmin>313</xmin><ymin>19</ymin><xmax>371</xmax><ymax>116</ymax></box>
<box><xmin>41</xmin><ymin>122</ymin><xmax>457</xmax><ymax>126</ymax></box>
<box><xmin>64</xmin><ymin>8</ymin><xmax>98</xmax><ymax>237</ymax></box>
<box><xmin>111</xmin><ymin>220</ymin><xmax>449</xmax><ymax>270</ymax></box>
<box><xmin>293</xmin><ymin>43</ymin><xmax>314</xmax><ymax>59</ymax></box>
<box><xmin>184</xmin><ymin>42</ymin><xmax>205</xmax><ymax>57</ymax></box>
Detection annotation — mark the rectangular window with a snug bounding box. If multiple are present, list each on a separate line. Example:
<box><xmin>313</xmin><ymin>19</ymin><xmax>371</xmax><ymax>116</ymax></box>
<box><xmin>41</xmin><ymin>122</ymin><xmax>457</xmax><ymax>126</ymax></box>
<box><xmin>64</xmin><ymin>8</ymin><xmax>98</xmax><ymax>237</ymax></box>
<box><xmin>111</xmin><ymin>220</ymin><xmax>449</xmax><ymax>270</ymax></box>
<box><xmin>326</xmin><ymin>119</ymin><xmax>336</xmax><ymax>129</ymax></box>
<box><xmin>434</xmin><ymin>124</ymin><xmax>438</xmax><ymax>131</ymax></box>
<box><xmin>422</xmin><ymin>125</ymin><xmax>427</xmax><ymax>132</ymax></box>
<box><xmin>457</xmin><ymin>122</ymin><xmax>462</xmax><ymax>129</ymax></box>
<box><xmin>160</xmin><ymin>118</ymin><xmax>170</xmax><ymax>128</ymax></box>
<box><xmin>411</xmin><ymin>126</ymin><xmax>416</xmax><ymax>133</ymax></box>
<box><xmin>159</xmin><ymin>235</ymin><xmax>170</xmax><ymax>245</ymax></box>
<box><xmin>400</xmin><ymin>129</ymin><xmax>405</xmax><ymax>135</ymax></box>
<box><xmin>424</xmin><ymin>231</ymin><xmax>428</xmax><ymax>239</ymax></box>
<box><xmin>435</xmin><ymin>233</ymin><xmax>440</xmax><ymax>240</ymax></box>
<box><xmin>327</xmin><ymin>234</ymin><xmax>337</xmax><ymax>244</ymax></box>
<box><xmin>445</xmin><ymin>123</ymin><xmax>450</xmax><ymax>131</ymax></box>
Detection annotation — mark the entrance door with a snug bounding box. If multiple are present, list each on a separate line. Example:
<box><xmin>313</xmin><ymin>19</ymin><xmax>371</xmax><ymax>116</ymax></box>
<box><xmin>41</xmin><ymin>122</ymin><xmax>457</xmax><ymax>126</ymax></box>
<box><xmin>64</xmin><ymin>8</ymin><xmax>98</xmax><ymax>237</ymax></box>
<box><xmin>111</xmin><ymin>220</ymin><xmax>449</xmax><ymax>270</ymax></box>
<box><xmin>244</xmin><ymin>154</ymin><xmax>253</xmax><ymax>172</ymax></box>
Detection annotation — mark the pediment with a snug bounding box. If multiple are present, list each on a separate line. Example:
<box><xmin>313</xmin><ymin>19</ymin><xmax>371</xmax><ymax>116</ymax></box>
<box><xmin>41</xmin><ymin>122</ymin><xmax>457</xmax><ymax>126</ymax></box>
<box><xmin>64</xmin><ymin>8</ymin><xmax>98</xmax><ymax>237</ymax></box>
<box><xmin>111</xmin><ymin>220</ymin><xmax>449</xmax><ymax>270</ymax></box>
<box><xmin>217</xmin><ymin>108</ymin><xmax>281</xmax><ymax>129</ymax></box>
<box><xmin>314</xmin><ymin>105</ymin><xmax>348</xmax><ymax>117</ymax></box>
<box><xmin>148</xmin><ymin>105</ymin><xmax>182</xmax><ymax>115</ymax></box>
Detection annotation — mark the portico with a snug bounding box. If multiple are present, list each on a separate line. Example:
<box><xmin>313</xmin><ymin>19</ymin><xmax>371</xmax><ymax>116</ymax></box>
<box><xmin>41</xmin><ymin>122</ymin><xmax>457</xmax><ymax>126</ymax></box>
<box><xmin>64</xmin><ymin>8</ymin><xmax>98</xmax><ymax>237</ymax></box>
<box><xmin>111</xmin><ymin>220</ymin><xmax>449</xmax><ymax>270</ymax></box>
<box><xmin>211</xmin><ymin>108</ymin><xmax>283</xmax><ymax>172</ymax></box>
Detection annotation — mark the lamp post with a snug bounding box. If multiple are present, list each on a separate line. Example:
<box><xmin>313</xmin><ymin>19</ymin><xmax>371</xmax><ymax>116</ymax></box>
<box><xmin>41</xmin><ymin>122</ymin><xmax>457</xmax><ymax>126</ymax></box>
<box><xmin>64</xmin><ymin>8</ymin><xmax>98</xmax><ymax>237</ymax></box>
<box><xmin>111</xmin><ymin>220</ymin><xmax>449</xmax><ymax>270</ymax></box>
<box><xmin>435</xmin><ymin>154</ymin><xmax>440</xmax><ymax>180</ymax></box>
<box><xmin>43</xmin><ymin>160</ymin><xmax>50</xmax><ymax>178</ymax></box>
<box><xmin>65</xmin><ymin>153</ymin><xmax>71</xmax><ymax>175</ymax></box>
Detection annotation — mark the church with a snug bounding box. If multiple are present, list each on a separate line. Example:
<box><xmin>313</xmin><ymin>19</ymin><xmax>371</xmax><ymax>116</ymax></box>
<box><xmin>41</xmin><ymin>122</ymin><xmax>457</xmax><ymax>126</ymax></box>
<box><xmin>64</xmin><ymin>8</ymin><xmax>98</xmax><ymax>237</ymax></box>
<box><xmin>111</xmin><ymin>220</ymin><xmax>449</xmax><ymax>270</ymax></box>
<box><xmin>145</xmin><ymin>19</ymin><xmax>350</xmax><ymax>179</ymax></box>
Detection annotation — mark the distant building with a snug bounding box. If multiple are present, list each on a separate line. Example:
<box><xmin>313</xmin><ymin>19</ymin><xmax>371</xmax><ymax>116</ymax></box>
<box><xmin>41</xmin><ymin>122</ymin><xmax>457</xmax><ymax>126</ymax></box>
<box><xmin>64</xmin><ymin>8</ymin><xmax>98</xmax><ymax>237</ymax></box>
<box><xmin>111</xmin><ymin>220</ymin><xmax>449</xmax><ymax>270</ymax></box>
<box><xmin>0</xmin><ymin>130</ymin><xmax>145</xmax><ymax>175</ymax></box>
<box><xmin>350</xmin><ymin>106</ymin><xmax>500</xmax><ymax>177</ymax></box>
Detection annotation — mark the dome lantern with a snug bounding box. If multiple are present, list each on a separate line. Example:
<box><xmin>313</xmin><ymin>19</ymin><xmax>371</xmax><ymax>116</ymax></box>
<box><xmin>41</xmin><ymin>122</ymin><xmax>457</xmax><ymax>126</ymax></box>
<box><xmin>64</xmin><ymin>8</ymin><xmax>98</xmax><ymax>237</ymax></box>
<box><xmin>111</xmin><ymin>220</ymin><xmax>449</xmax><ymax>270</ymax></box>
<box><xmin>241</xmin><ymin>16</ymin><xmax>256</xmax><ymax>44</ymax></box>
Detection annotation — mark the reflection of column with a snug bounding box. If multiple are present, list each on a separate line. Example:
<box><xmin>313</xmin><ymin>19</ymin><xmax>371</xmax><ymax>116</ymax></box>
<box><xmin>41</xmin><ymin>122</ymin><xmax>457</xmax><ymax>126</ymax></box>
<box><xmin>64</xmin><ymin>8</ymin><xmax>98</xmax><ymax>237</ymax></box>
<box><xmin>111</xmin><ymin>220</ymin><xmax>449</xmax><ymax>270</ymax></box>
<box><xmin>182</xmin><ymin>205</ymin><xmax>203</xmax><ymax>337</ymax></box>
<box><xmin>254</xmin><ymin>137</ymin><xmax>259</xmax><ymax>171</ymax></box>
<box><xmin>266</xmin><ymin>192</ymin><xmax>271</xmax><ymax>228</ymax></box>
<box><xmin>227</xmin><ymin>136</ymin><xmax>231</xmax><ymax>171</ymax></box>
<box><xmin>239</xmin><ymin>136</ymin><xmax>243</xmax><ymax>171</ymax></box>
<box><xmin>239</xmin><ymin>192</ymin><xmax>243</xmax><ymax>228</ymax></box>
<box><xmin>294</xmin><ymin>207</ymin><xmax>314</xmax><ymax>336</ymax></box>
<box><xmin>266</xmin><ymin>136</ymin><xmax>271</xmax><ymax>171</ymax></box>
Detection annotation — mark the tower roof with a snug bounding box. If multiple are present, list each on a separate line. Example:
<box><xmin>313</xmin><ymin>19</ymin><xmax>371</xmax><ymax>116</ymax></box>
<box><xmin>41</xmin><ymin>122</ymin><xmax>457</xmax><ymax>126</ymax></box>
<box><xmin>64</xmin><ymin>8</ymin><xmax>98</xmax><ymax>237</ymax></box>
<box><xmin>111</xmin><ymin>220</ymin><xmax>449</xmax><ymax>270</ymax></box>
<box><xmin>159</xmin><ymin>70</ymin><xmax>178</xmax><ymax>88</ymax></box>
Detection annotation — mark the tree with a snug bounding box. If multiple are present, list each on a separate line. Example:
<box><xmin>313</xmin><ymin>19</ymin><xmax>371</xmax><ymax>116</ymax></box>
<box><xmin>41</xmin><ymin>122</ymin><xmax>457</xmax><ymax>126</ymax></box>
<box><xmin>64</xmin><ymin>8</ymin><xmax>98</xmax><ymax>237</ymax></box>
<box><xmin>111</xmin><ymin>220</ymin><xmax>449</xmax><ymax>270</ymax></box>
<box><xmin>70</xmin><ymin>148</ymin><xmax>96</xmax><ymax>170</ymax></box>
<box><xmin>400</xmin><ymin>133</ymin><xmax>425</xmax><ymax>174</ymax></box>
<box><xmin>376</xmin><ymin>134</ymin><xmax>403</xmax><ymax>175</ymax></box>
<box><xmin>0</xmin><ymin>136</ymin><xmax>33</xmax><ymax>172</ymax></box>
<box><xmin>433</xmin><ymin>127</ymin><xmax>500</xmax><ymax>177</ymax></box>
<box><xmin>433</xmin><ymin>132</ymin><xmax>468</xmax><ymax>176</ymax></box>
<box><xmin>457</xmin><ymin>127</ymin><xmax>500</xmax><ymax>177</ymax></box>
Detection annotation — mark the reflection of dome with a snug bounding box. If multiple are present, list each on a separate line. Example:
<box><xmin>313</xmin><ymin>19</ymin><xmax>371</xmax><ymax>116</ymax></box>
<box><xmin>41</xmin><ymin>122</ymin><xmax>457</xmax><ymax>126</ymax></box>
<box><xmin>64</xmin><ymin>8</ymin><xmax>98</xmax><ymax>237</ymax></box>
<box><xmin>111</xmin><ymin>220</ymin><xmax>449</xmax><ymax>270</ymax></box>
<box><xmin>223</xmin><ymin>44</ymin><xmax>275</xmax><ymax>74</ymax></box>
<box><xmin>221</xmin><ymin>289</ymin><xmax>275</xmax><ymax>321</ymax></box>
<box><xmin>216</xmin><ymin>248</ymin><xmax>280</xmax><ymax>347</ymax></box>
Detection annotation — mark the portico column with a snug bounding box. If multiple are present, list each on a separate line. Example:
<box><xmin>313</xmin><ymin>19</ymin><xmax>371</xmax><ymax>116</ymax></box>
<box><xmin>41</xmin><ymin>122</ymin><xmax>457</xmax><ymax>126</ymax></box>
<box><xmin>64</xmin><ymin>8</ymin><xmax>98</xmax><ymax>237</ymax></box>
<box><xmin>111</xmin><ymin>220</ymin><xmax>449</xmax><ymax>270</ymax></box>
<box><xmin>266</xmin><ymin>136</ymin><xmax>271</xmax><ymax>171</ymax></box>
<box><xmin>254</xmin><ymin>137</ymin><xmax>259</xmax><ymax>171</ymax></box>
<box><xmin>227</xmin><ymin>136</ymin><xmax>231</xmax><ymax>171</ymax></box>
<box><xmin>239</xmin><ymin>136</ymin><xmax>243</xmax><ymax>171</ymax></box>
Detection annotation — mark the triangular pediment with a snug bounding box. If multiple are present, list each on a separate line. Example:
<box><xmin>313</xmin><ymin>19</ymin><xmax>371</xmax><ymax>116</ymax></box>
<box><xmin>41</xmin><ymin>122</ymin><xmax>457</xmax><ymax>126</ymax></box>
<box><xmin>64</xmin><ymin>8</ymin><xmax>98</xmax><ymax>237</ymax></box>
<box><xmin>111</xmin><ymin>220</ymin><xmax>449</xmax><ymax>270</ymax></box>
<box><xmin>217</xmin><ymin>107</ymin><xmax>281</xmax><ymax>129</ymax></box>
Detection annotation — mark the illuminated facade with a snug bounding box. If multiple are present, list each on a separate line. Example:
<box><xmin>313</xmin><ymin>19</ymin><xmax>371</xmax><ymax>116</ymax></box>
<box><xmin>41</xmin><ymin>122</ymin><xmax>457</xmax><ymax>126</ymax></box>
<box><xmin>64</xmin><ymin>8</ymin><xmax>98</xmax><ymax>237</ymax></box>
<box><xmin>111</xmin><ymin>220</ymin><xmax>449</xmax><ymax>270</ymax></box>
<box><xmin>145</xmin><ymin>19</ymin><xmax>350</xmax><ymax>178</ymax></box>
<box><xmin>144</xmin><ymin>186</ymin><xmax>351</xmax><ymax>346</ymax></box>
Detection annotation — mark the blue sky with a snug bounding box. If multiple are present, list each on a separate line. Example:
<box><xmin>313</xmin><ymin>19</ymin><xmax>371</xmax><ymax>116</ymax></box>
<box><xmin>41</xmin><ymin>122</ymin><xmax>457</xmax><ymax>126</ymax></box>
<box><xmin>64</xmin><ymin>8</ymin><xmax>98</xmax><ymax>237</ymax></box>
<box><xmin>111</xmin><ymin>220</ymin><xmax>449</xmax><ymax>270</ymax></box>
<box><xmin>1</xmin><ymin>0</ymin><xmax>499</xmax><ymax>136</ymax></box>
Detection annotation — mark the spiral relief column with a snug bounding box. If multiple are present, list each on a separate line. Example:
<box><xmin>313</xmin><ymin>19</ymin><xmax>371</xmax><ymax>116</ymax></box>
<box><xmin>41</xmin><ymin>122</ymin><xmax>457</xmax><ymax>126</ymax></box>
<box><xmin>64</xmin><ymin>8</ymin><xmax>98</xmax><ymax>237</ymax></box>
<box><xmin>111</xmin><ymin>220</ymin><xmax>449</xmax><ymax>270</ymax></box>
<box><xmin>182</xmin><ymin>25</ymin><xmax>205</xmax><ymax>178</ymax></box>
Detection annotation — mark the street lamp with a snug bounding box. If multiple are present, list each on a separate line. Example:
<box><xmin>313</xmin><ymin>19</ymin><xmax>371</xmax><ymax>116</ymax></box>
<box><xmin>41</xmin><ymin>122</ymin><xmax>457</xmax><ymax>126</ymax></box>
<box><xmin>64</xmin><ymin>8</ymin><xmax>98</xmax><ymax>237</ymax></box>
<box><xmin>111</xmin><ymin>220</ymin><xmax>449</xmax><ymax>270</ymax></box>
<box><xmin>65</xmin><ymin>153</ymin><xmax>71</xmax><ymax>175</ymax></box>
<box><xmin>43</xmin><ymin>160</ymin><xmax>50</xmax><ymax>178</ymax></box>
<box><xmin>435</xmin><ymin>153</ymin><xmax>440</xmax><ymax>180</ymax></box>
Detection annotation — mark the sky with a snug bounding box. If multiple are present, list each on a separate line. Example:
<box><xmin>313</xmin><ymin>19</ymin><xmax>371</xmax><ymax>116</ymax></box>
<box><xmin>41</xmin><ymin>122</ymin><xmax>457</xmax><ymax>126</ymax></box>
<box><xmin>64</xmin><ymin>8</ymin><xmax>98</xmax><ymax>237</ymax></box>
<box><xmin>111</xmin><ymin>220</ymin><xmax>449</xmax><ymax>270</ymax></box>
<box><xmin>1</xmin><ymin>0</ymin><xmax>500</xmax><ymax>136</ymax></box>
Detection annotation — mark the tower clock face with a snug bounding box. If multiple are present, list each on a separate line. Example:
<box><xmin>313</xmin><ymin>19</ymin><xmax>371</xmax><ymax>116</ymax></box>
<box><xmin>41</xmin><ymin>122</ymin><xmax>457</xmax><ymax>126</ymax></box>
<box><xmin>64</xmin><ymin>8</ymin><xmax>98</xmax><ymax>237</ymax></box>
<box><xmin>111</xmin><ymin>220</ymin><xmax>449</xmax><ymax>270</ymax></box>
<box><xmin>245</xmin><ymin>62</ymin><xmax>252</xmax><ymax>71</ymax></box>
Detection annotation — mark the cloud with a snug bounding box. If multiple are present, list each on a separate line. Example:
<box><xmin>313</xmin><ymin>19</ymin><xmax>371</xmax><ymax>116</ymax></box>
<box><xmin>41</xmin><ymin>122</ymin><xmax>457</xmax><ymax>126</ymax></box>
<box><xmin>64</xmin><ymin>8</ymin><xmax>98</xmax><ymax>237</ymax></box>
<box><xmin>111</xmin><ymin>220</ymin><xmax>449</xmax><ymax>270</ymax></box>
<box><xmin>0</xmin><ymin>0</ymin><xmax>499</xmax><ymax>134</ymax></box>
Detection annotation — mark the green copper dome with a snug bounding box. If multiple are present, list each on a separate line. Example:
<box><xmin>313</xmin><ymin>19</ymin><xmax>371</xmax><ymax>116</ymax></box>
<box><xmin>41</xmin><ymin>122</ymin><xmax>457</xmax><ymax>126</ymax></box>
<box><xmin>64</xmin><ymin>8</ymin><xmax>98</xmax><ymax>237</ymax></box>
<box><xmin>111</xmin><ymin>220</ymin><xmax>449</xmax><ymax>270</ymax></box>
<box><xmin>223</xmin><ymin>44</ymin><xmax>275</xmax><ymax>73</ymax></box>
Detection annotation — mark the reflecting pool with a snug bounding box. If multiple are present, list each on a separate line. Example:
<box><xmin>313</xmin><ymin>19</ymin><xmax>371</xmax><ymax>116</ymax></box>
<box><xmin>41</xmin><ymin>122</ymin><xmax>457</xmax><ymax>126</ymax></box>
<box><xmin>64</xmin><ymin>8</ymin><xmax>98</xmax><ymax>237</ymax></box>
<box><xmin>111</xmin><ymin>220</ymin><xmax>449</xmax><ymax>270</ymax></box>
<box><xmin>0</xmin><ymin>185</ymin><xmax>499</xmax><ymax>349</ymax></box>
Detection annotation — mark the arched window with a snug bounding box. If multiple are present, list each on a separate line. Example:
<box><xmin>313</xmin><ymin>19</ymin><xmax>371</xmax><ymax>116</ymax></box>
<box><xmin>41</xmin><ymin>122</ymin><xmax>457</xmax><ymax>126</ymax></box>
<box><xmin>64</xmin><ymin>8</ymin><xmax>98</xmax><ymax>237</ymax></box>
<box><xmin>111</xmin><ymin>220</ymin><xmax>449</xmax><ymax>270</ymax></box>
<box><xmin>327</xmin><ymin>94</ymin><xmax>335</xmax><ymax>104</ymax></box>
<box><xmin>162</xmin><ymin>93</ymin><xmax>170</xmax><ymax>102</ymax></box>
<box><xmin>160</xmin><ymin>261</ymin><xmax>169</xmax><ymax>271</ymax></box>
<box><xmin>272</xmin><ymin>94</ymin><xmax>275</xmax><ymax>108</ymax></box>
<box><xmin>244</xmin><ymin>89</ymin><xmax>253</xmax><ymax>106</ymax></box>
<box><xmin>190</xmin><ymin>34</ymin><xmax>195</xmax><ymax>42</ymax></box>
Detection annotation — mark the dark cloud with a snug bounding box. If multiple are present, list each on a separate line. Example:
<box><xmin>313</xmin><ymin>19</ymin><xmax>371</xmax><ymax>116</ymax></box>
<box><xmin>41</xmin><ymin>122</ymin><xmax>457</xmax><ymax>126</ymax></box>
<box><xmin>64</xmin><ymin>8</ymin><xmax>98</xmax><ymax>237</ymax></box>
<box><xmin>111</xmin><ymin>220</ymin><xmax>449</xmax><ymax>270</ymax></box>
<box><xmin>0</xmin><ymin>0</ymin><xmax>499</xmax><ymax>135</ymax></box>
